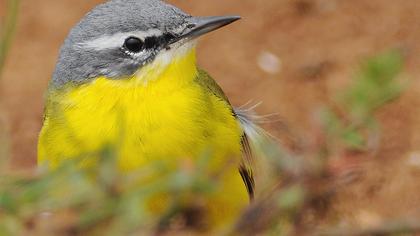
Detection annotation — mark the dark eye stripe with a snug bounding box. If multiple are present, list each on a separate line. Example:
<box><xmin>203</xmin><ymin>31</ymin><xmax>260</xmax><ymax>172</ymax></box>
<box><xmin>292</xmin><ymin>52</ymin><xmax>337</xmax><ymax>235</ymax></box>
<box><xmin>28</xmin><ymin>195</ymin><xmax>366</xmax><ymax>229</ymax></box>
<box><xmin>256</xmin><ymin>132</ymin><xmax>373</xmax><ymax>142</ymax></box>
<box><xmin>144</xmin><ymin>36</ymin><xmax>158</xmax><ymax>49</ymax></box>
<box><xmin>123</xmin><ymin>33</ymin><xmax>177</xmax><ymax>55</ymax></box>
<box><xmin>142</xmin><ymin>33</ymin><xmax>176</xmax><ymax>50</ymax></box>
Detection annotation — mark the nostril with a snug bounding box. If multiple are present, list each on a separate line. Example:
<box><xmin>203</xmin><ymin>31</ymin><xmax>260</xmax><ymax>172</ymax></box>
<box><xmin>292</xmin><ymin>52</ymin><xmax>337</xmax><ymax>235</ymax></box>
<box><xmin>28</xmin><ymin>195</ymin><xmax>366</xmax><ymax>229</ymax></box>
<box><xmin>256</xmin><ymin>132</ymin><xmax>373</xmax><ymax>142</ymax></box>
<box><xmin>186</xmin><ymin>23</ymin><xmax>196</xmax><ymax>29</ymax></box>
<box><xmin>162</xmin><ymin>33</ymin><xmax>176</xmax><ymax>43</ymax></box>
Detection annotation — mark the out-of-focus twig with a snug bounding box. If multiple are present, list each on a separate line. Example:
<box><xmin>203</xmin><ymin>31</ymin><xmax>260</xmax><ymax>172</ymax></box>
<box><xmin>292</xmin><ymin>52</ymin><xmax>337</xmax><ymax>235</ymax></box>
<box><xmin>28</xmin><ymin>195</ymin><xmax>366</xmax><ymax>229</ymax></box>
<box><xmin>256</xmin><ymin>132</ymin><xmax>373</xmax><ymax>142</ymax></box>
<box><xmin>0</xmin><ymin>0</ymin><xmax>20</xmax><ymax>76</ymax></box>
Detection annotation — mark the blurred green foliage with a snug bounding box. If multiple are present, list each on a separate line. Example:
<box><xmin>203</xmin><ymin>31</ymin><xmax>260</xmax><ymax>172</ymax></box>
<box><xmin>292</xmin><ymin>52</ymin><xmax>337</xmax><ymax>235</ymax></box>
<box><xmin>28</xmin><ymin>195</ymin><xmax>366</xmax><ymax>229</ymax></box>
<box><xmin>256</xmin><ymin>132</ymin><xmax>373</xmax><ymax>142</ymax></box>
<box><xmin>323</xmin><ymin>50</ymin><xmax>404</xmax><ymax>150</ymax></box>
<box><xmin>344</xmin><ymin>50</ymin><xmax>404</xmax><ymax>119</ymax></box>
<box><xmin>0</xmin><ymin>149</ymin><xmax>226</xmax><ymax>235</ymax></box>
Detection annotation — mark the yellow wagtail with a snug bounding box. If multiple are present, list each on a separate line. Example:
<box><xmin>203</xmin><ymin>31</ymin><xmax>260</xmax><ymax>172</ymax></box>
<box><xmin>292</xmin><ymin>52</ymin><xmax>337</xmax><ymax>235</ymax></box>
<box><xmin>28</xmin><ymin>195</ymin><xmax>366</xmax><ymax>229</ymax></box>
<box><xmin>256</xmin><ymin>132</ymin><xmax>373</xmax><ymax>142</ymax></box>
<box><xmin>38</xmin><ymin>0</ymin><xmax>260</xmax><ymax>227</ymax></box>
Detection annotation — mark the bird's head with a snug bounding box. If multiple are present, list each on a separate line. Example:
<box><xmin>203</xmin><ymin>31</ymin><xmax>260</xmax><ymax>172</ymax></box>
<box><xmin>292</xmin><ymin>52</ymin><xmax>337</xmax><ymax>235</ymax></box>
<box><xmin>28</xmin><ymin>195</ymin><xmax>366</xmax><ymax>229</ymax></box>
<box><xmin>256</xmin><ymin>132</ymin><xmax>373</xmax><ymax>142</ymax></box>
<box><xmin>52</xmin><ymin>0</ymin><xmax>240</xmax><ymax>87</ymax></box>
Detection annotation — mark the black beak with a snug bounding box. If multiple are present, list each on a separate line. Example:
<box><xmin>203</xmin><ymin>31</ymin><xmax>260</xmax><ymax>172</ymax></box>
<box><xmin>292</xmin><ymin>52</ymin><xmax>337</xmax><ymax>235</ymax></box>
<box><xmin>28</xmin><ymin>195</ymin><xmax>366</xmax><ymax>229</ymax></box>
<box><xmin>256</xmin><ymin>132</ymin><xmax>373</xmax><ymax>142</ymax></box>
<box><xmin>171</xmin><ymin>15</ymin><xmax>241</xmax><ymax>44</ymax></box>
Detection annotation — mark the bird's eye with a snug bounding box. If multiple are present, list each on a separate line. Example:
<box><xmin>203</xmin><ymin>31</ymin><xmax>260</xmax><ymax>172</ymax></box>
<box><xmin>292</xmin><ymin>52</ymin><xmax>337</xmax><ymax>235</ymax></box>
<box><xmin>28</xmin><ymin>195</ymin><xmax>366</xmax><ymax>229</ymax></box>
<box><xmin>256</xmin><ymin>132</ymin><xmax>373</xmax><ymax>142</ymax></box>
<box><xmin>124</xmin><ymin>37</ymin><xmax>144</xmax><ymax>53</ymax></box>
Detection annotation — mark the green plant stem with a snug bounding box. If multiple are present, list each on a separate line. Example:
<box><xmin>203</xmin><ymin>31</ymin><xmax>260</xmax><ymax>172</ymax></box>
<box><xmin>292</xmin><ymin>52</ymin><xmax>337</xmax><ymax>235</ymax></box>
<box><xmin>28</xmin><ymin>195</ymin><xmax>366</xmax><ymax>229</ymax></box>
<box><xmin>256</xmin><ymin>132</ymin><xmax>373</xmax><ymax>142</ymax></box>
<box><xmin>0</xmin><ymin>0</ymin><xmax>20</xmax><ymax>77</ymax></box>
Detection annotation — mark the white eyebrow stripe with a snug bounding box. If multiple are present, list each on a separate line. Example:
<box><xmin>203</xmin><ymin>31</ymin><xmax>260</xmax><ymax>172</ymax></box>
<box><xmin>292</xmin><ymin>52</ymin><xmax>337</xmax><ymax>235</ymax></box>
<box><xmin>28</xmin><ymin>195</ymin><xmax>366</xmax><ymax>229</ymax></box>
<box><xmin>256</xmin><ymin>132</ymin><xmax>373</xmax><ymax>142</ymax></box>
<box><xmin>77</xmin><ymin>29</ymin><xmax>163</xmax><ymax>50</ymax></box>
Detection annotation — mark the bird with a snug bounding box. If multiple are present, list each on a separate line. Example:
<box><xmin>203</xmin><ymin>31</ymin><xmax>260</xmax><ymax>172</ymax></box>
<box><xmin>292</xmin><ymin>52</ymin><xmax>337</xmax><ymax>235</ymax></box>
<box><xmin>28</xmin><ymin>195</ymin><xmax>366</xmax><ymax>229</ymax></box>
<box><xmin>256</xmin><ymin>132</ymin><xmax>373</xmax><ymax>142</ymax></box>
<box><xmin>38</xmin><ymin>0</ymin><xmax>258</xmax><ymax>229</ymax></box>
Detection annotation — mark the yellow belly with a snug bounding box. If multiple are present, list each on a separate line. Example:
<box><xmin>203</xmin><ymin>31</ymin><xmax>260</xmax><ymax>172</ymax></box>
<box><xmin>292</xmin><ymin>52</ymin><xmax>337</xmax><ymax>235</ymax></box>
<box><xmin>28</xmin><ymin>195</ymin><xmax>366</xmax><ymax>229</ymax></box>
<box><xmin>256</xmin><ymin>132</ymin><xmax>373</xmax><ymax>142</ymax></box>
<box><xmin>38</xmin><ymin>47</ymin><xmax>248</xmax><ymax>228</ymax></box>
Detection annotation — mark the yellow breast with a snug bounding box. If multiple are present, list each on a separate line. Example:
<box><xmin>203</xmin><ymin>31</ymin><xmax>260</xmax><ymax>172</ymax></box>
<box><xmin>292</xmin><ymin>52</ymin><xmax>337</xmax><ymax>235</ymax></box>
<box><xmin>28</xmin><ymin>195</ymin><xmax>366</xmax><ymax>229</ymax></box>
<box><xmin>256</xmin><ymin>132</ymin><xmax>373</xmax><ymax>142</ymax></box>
<box><xmin>38</xmin><ymin>46</ymin><xmax>248</xmax><ymax>227</ymax></box>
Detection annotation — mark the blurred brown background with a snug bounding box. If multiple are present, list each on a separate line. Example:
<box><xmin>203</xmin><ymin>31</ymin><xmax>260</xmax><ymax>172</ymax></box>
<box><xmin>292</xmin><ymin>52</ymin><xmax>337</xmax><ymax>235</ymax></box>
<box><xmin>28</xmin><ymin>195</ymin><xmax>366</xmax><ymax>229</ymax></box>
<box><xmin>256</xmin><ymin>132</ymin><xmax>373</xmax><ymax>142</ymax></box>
<box><xmin>1</xmin><ymin>0</ymin><xmax>420</xmax><ymax>228</ymax></box>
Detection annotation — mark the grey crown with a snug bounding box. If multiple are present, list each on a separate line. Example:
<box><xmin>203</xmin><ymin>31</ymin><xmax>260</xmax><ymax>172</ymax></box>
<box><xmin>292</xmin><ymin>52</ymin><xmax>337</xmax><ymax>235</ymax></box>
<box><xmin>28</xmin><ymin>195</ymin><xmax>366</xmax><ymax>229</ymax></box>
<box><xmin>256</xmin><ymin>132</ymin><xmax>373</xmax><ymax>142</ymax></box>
<box><xmin>52</xmin><ymin>0</ymin><xmax>191</xmax><ymax>88</ymax></box>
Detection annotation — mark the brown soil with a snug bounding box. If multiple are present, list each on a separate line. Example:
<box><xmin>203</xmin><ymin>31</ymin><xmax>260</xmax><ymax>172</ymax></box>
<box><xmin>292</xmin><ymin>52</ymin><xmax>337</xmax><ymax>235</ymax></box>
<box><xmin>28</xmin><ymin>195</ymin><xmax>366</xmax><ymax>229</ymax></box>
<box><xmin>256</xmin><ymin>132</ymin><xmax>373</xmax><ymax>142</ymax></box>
<box><xmin>1</xmin><ymin>0</ymin><xmax>420</xmax><ymax>230</ymax></box>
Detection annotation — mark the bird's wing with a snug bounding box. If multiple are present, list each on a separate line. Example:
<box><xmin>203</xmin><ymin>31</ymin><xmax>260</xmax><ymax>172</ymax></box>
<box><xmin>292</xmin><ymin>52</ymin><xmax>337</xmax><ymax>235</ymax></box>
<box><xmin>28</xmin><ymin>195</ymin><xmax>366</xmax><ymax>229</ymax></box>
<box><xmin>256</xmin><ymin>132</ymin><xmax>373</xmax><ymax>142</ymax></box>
<box><xmin>195</xmin><ymin>69</ymin><xmax>231</xmax><ymax>103</ymax></box>
<box><xmin>195</xmin><ymin>68</ymin><xmax>255</xmax><ymax>199</ymax></box>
